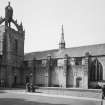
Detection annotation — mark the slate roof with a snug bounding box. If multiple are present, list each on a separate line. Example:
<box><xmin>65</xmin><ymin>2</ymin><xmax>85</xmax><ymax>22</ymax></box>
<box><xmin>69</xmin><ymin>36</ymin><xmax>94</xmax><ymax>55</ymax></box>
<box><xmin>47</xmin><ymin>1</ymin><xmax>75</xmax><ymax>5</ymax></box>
<box><xmin>24</xmin><ymin>43</ymin><xmax>105</xmax><ymax>61</ymax></box>
<box><xmin>24</xmin><ymin>49</ymin><xmax>58</xmax><ymax>60</ymax></box>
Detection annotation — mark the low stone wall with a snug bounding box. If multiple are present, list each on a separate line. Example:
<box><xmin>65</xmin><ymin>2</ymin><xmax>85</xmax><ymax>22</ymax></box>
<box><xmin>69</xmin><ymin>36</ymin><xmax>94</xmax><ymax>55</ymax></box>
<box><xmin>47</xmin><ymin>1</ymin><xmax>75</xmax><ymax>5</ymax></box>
<box><xmin>36</xmin><ymin>87</ymin><xmax>102</xmax><ymax>99</ymax></box>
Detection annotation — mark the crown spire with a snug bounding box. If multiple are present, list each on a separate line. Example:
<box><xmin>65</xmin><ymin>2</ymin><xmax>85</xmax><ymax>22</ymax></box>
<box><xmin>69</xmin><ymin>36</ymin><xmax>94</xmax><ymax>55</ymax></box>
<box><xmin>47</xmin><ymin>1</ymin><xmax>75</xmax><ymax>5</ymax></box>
<box><xmin>59</xmin><ymin>24</ymin><xmax>65</xmax><ymax>49</ymax></box>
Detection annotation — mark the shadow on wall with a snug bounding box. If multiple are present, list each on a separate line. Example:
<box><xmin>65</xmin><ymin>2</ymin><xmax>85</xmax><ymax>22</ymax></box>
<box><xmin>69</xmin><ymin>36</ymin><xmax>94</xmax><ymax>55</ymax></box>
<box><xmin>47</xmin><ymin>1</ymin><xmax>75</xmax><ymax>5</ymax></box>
<box><xmin>0</xmin><ymin>98</ymin><xmax>67</xmax><ymax>105</ymax></box>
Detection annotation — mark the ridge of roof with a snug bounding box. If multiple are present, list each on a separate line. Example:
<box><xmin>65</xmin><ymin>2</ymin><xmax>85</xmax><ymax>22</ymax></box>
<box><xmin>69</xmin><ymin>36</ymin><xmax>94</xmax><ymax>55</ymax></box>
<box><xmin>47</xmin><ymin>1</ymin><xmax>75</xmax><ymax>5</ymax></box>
<box><xmin>24</xmin><ymin>49</ymin><xmax>58</xmax><ymax>55</ymax></box>
<box><xmin>25</xmin><ymin>43</ymin><xmax>105</xmax><ymax>55</ymax></box>
<box><xmin>65</xmin><ymin>43</ymin><xmax>105</xmax><ymax>50</ymax></box>
<box><xmin>24</xmin><ymin>43</ymin><xmax>105</xmax><ymax>61</ymax></box>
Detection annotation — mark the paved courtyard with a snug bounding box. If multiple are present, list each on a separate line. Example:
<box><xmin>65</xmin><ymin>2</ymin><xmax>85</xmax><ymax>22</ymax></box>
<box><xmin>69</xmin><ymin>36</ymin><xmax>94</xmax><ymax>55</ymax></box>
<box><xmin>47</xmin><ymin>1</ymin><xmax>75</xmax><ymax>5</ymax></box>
<box><xmin>0</xmin><ymin>90</ymin><xmax>103</xmax><ymax>105</ymax></box>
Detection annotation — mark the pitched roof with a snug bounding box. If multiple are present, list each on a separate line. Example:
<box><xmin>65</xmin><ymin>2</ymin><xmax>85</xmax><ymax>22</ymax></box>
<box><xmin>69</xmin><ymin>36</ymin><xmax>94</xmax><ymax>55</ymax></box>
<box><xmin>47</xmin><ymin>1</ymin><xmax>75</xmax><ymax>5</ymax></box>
<box><xmin>24</xmin><ymin>49</ymin><xmax>58</xmax><ymax>61</ymax></box>
<box><xmin>54</xmin><ymin>43</ymin><xmax>105</xmax><ymax>58</ymax></box>
<box><xmin>24</xmin><ymin>43</ymin><xmax>105</xmax><ymax>61</ymax></box>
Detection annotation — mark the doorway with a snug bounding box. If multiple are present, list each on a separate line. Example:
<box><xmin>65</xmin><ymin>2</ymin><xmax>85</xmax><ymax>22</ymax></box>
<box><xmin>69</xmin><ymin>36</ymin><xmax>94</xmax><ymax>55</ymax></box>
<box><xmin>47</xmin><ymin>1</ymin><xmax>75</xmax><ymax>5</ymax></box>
<box><xmin>13</xmin><ymin>75</ymin><xmax>17</xmax><ymax>87</ymax></box>
<box><xmin>76</xmin><ymin>77</ymin><xmax>82</xmax><ymax>88</ymax></box>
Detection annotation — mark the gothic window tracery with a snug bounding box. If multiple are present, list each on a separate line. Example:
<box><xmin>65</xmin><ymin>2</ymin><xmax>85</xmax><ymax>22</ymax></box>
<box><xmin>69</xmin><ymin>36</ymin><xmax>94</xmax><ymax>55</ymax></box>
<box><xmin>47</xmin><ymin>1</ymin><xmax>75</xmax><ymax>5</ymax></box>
<box><xmin>90</xmin><ymin>58</ymin><xmax>103</xmax><ymax>81</ymax></box>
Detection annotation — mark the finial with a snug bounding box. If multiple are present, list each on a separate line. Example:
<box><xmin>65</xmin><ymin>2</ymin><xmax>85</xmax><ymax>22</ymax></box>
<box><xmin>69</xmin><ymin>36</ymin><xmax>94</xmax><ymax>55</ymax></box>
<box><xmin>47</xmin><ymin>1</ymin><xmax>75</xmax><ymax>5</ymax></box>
<box><xmin>8</xmin><ymin>1</ymin><xmax>10</xmax><ymax>6</ymax></box>
<box><xmin>61</xmin><ymin>24</ymin><xmax>64</xmax><ymax>39</ymax></box>
<box><xmin>62</xmin><ymin>24</ymin><xmax>64</xmax><ymax>34</ymax></box>
<box><xmin>20</xmin><ymin>21</ymin><xmax>23</xmax><ymax>26</ymax></box>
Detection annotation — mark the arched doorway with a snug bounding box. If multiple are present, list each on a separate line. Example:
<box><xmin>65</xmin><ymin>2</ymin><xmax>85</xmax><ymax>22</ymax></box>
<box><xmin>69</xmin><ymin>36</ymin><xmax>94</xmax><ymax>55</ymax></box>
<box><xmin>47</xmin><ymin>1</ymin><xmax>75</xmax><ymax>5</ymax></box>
<box><xmin>76</xmin><ymin>77</ymin><xmax>82</xmax><ymax>88</ymax></box>
<box><xmin>14</xmin><ymin>75</ymin><xmax>17</xmax><ymax>84</ymax></box>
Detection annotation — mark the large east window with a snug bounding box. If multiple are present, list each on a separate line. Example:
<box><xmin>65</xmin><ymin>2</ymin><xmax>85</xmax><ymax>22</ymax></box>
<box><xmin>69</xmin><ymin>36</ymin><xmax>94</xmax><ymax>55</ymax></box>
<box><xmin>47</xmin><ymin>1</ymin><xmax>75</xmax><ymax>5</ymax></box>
<box><xmin>90</xmin><ymin>58</ymin><xmax>103</xmax><ymax>81</ymax></box>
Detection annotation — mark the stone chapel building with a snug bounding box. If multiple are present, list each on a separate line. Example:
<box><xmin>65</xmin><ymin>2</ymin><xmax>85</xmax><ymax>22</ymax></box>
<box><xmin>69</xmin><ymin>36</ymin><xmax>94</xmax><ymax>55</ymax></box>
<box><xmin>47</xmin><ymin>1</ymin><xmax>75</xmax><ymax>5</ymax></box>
<box><xmin>0</xmin><ymin>3</ymin><xmax>104</xmax><ymax>89</ymax></box>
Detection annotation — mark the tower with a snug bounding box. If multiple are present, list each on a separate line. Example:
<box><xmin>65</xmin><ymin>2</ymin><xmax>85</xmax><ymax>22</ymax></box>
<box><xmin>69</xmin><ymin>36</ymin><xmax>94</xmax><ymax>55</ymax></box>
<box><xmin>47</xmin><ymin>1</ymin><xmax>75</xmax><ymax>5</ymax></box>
<box><xmin>0</xmin><ymin>2</ymin><xmax>25</xmax><ymax>87</ymax></box>
<box><xmin>59</xmin><ymin>24</ymin><xmax>66</xmax><ymax>49</ymax></box>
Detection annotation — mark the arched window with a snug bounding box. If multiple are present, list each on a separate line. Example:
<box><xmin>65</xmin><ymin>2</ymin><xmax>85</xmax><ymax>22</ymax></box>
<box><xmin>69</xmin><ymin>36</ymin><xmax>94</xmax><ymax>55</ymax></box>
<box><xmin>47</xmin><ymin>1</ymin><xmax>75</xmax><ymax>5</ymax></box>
<box><xmin>90</xmin><ymin>58</ymin><xmax>103</xmax><ymax>81</ymax></box>
<box><xmin>98</xmin><ymin>62</ymin><xmax>103</xmax><ymax>80</ymax></box>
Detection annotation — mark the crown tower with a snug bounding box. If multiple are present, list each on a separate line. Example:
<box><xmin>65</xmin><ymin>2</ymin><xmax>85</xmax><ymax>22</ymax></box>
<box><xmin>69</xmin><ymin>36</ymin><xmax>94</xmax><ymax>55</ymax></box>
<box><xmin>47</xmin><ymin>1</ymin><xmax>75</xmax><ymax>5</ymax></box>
<box><xmin>0</xmin><ymin>2</ymin><xmax>25</xmax><ymax>88</ymax></box>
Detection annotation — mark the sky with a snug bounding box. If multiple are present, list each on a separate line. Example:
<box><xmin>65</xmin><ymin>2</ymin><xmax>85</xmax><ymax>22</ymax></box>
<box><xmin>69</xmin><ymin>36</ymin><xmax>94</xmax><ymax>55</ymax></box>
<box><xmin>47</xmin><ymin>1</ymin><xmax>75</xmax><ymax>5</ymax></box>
<box><xmin>0</xmin><ymin>0</ymin><xmax>105</xmax><ymax>53</ymax></box>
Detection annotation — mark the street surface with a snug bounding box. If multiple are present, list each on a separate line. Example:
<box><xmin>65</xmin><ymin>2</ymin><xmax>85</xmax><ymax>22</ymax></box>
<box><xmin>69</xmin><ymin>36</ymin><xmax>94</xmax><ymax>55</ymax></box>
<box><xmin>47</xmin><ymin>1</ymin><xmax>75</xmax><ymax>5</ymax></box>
<box><xmin>0</xmin><ymin>90</ymin><xmax>103</xmax><ymax>105</ymax></box>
